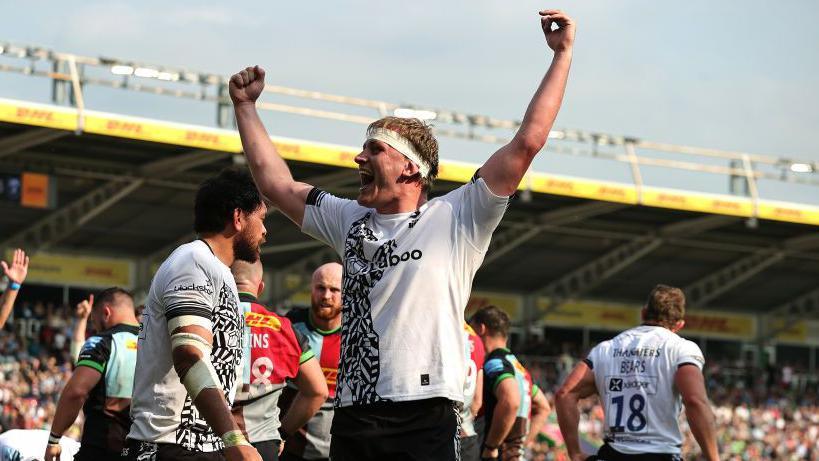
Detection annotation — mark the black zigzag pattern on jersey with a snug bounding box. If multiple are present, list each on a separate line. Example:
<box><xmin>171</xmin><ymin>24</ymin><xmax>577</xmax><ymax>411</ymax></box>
<box><xmin>335</xmin><ymin>213</ymin><xmax>390</xmax><ymax>406</ymax></box>
<box><xmin>175</xmin><ymin>282</ymin><xmax>244</xmax><ymax>451</ymax></box>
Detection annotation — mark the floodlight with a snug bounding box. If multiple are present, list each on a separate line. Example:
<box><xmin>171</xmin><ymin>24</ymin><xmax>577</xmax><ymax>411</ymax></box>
<box><xmin>790</xmin><ymin>163</ymin><xmax>814</xmax><ymax>173</ymax></box>
<box><xmin>134</xmin><ymin>67</ymin><xmax>159</xmax><ymax>78</ymax></box>
<box><xmin>157</xmin><ymin>71</ymin><xmax>179</xmax><ymax>81</ymax></box>
<box><xmin>393</xmin><ymin>108</ymin><xmax>437</xmax><ymax>120</ymax></box>
<box><xmin>111</xmin><ymin>65</ymin><xmax>134</xmax><ymax>75</ymax></box>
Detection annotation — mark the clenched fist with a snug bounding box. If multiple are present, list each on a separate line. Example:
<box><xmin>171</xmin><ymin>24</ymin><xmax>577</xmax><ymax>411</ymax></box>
<box><xmin>229</xmin><ymin>66</ymin><xmax>266</xmax><ymax>106</ymax></box>
<box><xmin>540</xmin><ymin>10</ymin><xmax>575</xmax><ymax>53</ymax></box>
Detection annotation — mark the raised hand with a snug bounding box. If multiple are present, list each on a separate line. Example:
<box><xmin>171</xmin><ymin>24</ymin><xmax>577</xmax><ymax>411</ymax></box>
<box><xmin>1</xmin><ymin>248</ymin><xmax>29</xmax><ymax>284</ymax></box>
<box><xmin>540</xmin><ymin>10</ymin><xmax>575</xmax><ymax>53</ymax></box>
<box><xmin>76</xmin><ymin>294</ymin><xmax>94</xmax><ymax>319</ymax></box>
<box><xmin>229</xmin><ymin>66</ymin><xmax>266</xmax><ymax>106</ymax></box>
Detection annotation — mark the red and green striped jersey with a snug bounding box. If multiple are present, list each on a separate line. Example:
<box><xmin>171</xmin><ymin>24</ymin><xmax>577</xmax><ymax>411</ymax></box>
<box><xmin>285</xmin><ymin>308</ymin><xmax>341</xmax><ymax>459</ymax></box>
<box><xmin>232</xmin><ymin>293</ymin><xmax>314</xmax><ymax>443</ymax></box>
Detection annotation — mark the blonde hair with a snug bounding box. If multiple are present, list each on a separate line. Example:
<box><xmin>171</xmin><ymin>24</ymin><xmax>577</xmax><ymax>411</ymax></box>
<box><xmin>643</xmin><ymin>284</ymin><xmax>686</xmax><ymax>329</ymax></box>
<box><xmin>367</xmin><ymin>116</ymin><xmax>439</xmax><ymax>193</ymax></box>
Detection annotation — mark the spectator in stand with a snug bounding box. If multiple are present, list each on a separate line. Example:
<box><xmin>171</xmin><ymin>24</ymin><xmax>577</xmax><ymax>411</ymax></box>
<box><xmin>70</xmin><ymin>295</ymin><xmax>94</xmax><ymax>364</ymax></box>
<box><xmin>0</xmin><ymin>249</ymin><xmax>29</xmax><ymax>329</ymax></box>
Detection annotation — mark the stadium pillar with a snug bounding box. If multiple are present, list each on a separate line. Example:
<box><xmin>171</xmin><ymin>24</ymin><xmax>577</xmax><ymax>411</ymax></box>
<box><xmin>133</xmin><ymin>258</ymin><xmax>154</xmax><ymax>303</ymax></box>
<box><xmin>520</xmin><ymin>294</ymin><xmax>538</xmax><ymax>344</ymax></box>
<box><xmin>51</xmin><ymin>60</ymin><xmax>70</xmax><ymax>105</ymax></box>
<box><xmin>217</xmin><ymin>83</ymin><xmax>235</xmax><ymax>128</ymax></box>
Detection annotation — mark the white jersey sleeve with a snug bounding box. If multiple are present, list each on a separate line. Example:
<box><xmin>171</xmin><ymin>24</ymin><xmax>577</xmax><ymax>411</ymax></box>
<box><xmin>301</xmin><ymin>188</ymin><xmax>364</xmax><ymax>255</ymax></box>
<box><xmin>674</xmin><ymin>339</ymin><xmax>705</xmax><ymax>370</ymax></box>
<box><xmin>161</xmin><ymin>256</ymin><xmax>218</xmax><ymax>329</ymax></box>
<box><xmin>442</xmin><ymin>172</ymin><xmax>509</xmax><ymax>252</ymax></box>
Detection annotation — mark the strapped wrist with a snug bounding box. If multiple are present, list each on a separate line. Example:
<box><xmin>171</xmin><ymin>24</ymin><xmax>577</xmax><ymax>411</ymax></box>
<box><xmin>221</xmin><ymin>429</ymin><xmax>251</xmax><ymax>448</ymax></box>
<box><xmin>48</xmin><ymin>432</ymin><xmax>61</xmax><ymax>445</ymax></box>
<box><xmin>8</xmin><ymin>281</ymin><xmax>21</xmax><ymax>291</ymax></box>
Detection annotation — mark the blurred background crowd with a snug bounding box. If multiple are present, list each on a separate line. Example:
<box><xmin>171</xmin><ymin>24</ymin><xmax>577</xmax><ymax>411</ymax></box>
<box><xmin>1</xmin><ymin>296</ymin><xmax>816</xmax><ymax>460</ymax></box>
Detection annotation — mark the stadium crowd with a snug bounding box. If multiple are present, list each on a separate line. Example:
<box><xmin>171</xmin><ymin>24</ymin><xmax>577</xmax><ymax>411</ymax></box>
<box><xmin>0</xmin><ymin>294</ymin><xmax>816</xmax><ymax>460</ymax></box>
<box><xmin>522</xmin><ymin>352</ymin><xmax>819</xmax><ymax>460</ymax></box>
<box><xmin>0</xmin><ymin>300</ymin><xmax>83</xmax><ymax>438</ymax></box>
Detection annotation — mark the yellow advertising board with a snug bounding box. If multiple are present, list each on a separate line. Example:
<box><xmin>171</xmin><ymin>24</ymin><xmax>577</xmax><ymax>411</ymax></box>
<box><xmin>536</xmin><ymin>299</ymin><xmax>757</xmax><ymax>341</ymax></box>
<box><xmin>537</xmin><ymin>299</ymin><xmax>640</xmax><ymax>330</ymax></box>
<box><xmin>466</xmin><ymin>291</ymin><xmax>523</xmax><ymax>322</ymax></box>
<box><xmin>771</xmin><ymin>320</ymin><xmax>807</xmax><ymax>344</ymax></box>
<box><xmin>8</xmin><ymin>251</ymin><xmax>133</xmax><ymax>288</ymax></box>
<box><xmin>682</xmin><ymin>311</ymin><xmax>756</xmax><ymax>340</ymax></box>
<box><xmin>769</xmin><ymin>319</ymin><xmax>819</xmax><ymax>345</ymax></box>
<box><xmin>4</xmin><ymin>97</ymin><xmax>819</xmax><ymax>228</ymax></box>
<box><xmin>0</xmin><ymin>99</ymin><xmax>77</xmax><ymax>131</ymax></box>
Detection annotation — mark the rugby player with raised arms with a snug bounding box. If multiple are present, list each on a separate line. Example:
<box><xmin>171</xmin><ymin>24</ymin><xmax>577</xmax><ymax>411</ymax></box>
<box><xmin>230</xmin><ymin>9</ymin><xmax>574</xmax><ymax>460</ymax></box>
<box><xmin>555</xmin><ymin>285</ymin><xmax>719</xmax><ymax>461</ymax></box>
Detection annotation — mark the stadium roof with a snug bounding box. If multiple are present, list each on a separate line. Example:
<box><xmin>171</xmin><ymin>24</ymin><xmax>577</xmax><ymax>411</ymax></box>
<box><xmin>0</xmin><ymin>42</ymin><xmax>818</xmax><ymax>343</ymax></box>
<box><xmin>0</xmin><ymin>97</ymin><xmax>818</xmax><ymax>343</ymax></box>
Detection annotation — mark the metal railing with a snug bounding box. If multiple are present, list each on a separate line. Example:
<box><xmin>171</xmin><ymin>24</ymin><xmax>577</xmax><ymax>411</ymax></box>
<box><xmin>2</xmin><ymin>40</ymin><xmax>818</xmax><ymax>207</ymax></box>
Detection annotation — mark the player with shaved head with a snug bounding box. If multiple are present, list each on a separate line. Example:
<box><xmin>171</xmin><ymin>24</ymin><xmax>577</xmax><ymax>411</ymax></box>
<box><xmin>231</xmin><ymin>9</ymin><xmax>575</xmax><ymax>459</ymax></box>
<box><xmin>230</xmin><ymin>259</ymin><xmax>328</xmax><ymax>461</ymax></box>
<box><xmin>281</xmin><ymin>262</ymin><xmax>343</xmax><ymax>461</ymax></box>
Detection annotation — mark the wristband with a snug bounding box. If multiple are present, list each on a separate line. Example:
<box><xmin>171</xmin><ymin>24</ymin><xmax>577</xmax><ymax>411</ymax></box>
<box><xmin>221</xmin><ymin>430</ymin><xmax>251</xmax><ymax>448</ymax></box>
<box><xmin>8</xmin><ymin>282</ymin><xmax>21</xmax><ymax>291</ymax></box>
<box><xmin>48</xmin><ymin>432</ymin><xmax>61</xmax><ymax>445</ymax></box>
<box><xmin>484</xmin><ymin>442</ymin><xmax>499</xmax><ymax>450</ymax></box>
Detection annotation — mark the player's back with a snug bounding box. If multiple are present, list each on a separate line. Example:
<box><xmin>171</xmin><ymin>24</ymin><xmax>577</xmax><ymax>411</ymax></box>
<box><xmin>586</xmin><ymin>325</ymin><xmax>704</xmax><ymax>455</ymax></box>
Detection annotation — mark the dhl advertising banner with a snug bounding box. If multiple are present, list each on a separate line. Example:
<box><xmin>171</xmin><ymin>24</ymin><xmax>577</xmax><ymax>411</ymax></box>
<box><xmin>683</xmin><ymin>311</ymin><xmax>756</xmax><ymax>340</ymax></box>
<box><xmin>0</xmin><ymin>99</ymin><xmax>77</xmax><ymax>130</ymax></box>
<box><xmin>537</xmin><ymin>299</ymin><xmax>640</xmax><ymax>331</ymax></box>
<box><xmin>7</xmin><ymin>251</ymin><xmax>134</xmax><ymax>288</ymax></box>
<box><xmin>771</xmin><ymin>319</ymin><xmax>819</xmax><ymax>345</ymax></box>
<box><xmin>536</xmin><ymin>299</ymin><xmax>757</xmax><ymax>341</ymax></box>
<box><xmin>640</xmin><ymin>188</ymin><xmax>755</xmax><ymax>218</ymax></box>
<box><xmin>4</xmin><ymin>97</ymin><xmax>819</xmax><ymax>227</ymax></box>
<box><xmin>771</xmin><ymin>320</ymin><xmax>807</xmax><ymax>344</ymax></box>
<box><xmin>466</xmin><ymin>291</ymin><xmax>523</xmax><ymax>322</ymax></box>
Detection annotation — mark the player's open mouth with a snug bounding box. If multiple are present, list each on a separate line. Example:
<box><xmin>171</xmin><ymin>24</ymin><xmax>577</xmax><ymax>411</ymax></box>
<box><xmin>359</xmin><ymin>171</ymin><xmax>374</xmax><ymax>190</ymax></box>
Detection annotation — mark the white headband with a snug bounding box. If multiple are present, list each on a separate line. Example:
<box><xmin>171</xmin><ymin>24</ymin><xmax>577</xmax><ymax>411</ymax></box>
<box><xmin>367</xmin><ymin>128</ymin><xmax>431</xmax><ymax>179</ymax></box>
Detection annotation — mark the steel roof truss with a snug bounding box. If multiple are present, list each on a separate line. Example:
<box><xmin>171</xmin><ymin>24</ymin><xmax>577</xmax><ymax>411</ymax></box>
<box><xmin>533</xmin><ymin>215</ymin><xmax>738</xmax><ymax>313</ymax></box>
